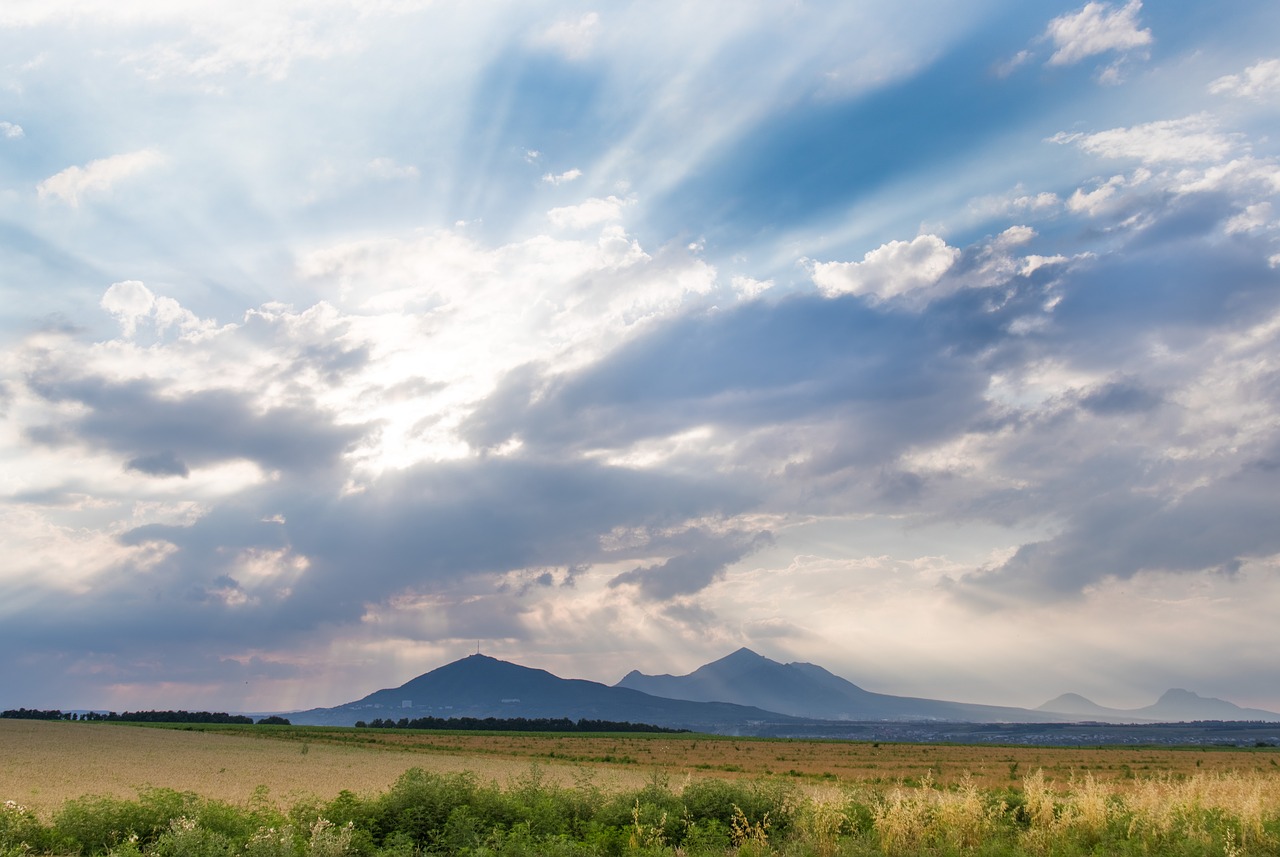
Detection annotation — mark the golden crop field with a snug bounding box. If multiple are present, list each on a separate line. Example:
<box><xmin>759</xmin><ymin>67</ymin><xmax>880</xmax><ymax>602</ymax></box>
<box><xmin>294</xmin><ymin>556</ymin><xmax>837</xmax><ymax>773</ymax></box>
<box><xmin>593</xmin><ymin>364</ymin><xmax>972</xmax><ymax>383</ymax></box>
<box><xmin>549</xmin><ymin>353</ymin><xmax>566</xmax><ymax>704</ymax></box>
<box><xmin>0</xmin><ymin>720</ymin><xmax>651</xmax><ymax>818</ymax></box>
<box><xmin>4</xmin><ymin>718</ymin><xmax>1278</xmax><ymax>819</ymax></box>
<box><xmin>272</xmin><ymin>726</ymin><xmax>1280</xmax><ymax>789</ymax></box>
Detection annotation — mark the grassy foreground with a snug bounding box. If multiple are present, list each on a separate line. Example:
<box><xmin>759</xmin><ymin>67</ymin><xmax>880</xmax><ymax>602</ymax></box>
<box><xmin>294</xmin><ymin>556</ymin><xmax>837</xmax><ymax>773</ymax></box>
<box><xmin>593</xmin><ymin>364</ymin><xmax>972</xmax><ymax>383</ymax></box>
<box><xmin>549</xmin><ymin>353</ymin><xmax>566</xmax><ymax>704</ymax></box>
<box><xmin>3</xmin><ymin>721</ymin><xmax>1280</xmax><ymax>855</ymax></box>
<box><xmin>4</xmin><ymin>764</ymin><xmax>1280</xmax><ymax>857</ymax></box>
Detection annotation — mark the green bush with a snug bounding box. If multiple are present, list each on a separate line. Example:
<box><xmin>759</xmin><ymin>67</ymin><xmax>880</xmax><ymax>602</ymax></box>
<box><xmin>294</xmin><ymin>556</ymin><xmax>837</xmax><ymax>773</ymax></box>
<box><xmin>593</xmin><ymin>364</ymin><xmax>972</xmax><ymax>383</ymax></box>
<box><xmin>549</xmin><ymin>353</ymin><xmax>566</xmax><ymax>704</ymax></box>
<box><xmin>54</xmin><ymin>789</ymin><xmax>200</xmax><ymax>854</ymax></box>
<box><xmin>151</xmin><ymin>817</ymin><xmax>233</xmax><ymax>857</ymax></box>
<box><xmin>1</xmin><ymin>799</ymin><xmax>54</xmax><ymax>854</ymax></box>
<box><xmin>15</xmin><ymin>761</ymin><xmax>1280</xmax><ymax>857</ymax></box>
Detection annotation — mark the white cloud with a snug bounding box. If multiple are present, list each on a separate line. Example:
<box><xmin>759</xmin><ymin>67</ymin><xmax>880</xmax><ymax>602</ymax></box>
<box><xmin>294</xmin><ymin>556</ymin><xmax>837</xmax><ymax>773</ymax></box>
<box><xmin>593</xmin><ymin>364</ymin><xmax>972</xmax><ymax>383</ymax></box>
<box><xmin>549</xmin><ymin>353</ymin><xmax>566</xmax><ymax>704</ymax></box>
<box><xmin>1225</xmin><ymin>202</ymin><xmax>1274</xmax><ymax>235</ymax></box>
<box><xmin>547</xmin><ymin>195</ymin><xmax>630</xmax><ymax>230</ymax></box>
<box><xmin>811</xmin><ymin>234</ymin><xmax>960</xmax><ymax>303</ymax></box>
<box><xmin>1210</xmin><ymin>58</ymin><xmax>1280</xmax><ymax>100</ymax></box>
<box><xmin>37</xmin><ymin>149</ymin><xmax>164</xmax><ymax>208</ymax></box>
<box><xmin>730</xmin><ymin>275</ymin><xmax>773</xmax><ymax>299</ymax></box>
<box><xmin>530</xmin><ymin>12</ymin><xmax>600</xmax><ymax>61</ymax></box>
<box><xmin>1020</xmin><ymin>254</ymin><xmax>1069</xmax><ymax>276</ymax></box>
<box><xmin>993</xmin><ymin>225</ymin><xmax>1036</xmax><ymax>248</ymax></box>
<box><xmin>101</xmin><ymin>280</ymin><xmax>210</xmax><ymax>339</ymax></box>
<box><xmin>994</xmin><ymin>50</ymin><xmax>1032</xmax><ymax>78</ymax></box>
<box><xmin>1066</xmin><ymin>173</ymin><xmax>1130</xmax><ymax>216</ymax></box>
<box><xmin>1043</xmin><ymin>1</ymin><xmax>1152</xmax><ymax>67</ymax></box>
<box><xmin>0</xmin><ymin>121</ymin><xmax>22</xmax><ymax>139</ymax></box>
<box><xmin>1050</xmin><ymin>115</ymin><xmax>1237</xmax><ymax>165</ymax></box>
<box><xmin>542</xmin><ymin>168</ymin><xmax>583</xmax><ymax>186</ymax></box>
<box><xmin>969</xmin><ymin>188</ymin><xmax>1061</xmax><ymax>221</ymax></box>
<box><xmin>101</xmin><ymin>280</ymin><xmax>156</xmax><ymax>338</ymax></box>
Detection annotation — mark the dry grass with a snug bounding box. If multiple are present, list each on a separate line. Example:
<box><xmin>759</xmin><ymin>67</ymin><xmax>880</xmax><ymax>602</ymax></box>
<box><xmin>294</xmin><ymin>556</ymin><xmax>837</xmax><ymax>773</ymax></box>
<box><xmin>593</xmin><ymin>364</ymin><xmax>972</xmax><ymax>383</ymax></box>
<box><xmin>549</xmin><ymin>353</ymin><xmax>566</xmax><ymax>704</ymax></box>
<box><xmin>3</xmin><ymin>719</ymin><xmax>1278</xmax><ymax>819</ymax></box>
<box><xmin>0</xmin><ymin>721</ymin><xmax>649</xmax><ymax>818</ymax></box>
<box><xmin>291</xmin><ymin>726</ymin><xmax>1279</xmax><ymax>788</ymax></box>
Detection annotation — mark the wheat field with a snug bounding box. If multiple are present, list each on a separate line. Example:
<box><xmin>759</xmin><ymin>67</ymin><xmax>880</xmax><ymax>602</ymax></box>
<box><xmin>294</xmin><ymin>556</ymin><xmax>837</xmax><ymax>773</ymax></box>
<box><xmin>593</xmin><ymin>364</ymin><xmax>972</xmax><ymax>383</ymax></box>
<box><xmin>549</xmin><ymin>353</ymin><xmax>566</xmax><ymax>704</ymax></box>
<box><xmin>4</xmin><ymin>720</ymin><xmax>1280</xmax><ymax>855</ymax></box>
<box><xmin>0</xmin><ymin>720</ymin><xmax>651</xmax><ymax>818</ymax></box>
<box><xmin>6</xmin><ymin>719</ymin><xmax>1280</xmax><ymax>817</ymax></box>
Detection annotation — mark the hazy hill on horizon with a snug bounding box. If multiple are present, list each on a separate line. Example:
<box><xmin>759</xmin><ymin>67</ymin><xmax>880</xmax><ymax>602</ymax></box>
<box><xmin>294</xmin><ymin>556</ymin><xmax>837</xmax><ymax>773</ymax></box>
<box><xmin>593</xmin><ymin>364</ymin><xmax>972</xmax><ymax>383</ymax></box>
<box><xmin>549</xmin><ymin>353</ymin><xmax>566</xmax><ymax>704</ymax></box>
<box><xmin>1038</xmin><ymin>688</ymin><xmax>1280</xmax><ymax>723</ymax></box>
<box><xmin>285</xmin><ymin>649</ymin><xmax>1280</xmax><ymax>731</ymax></box>
<box><xmin>617</xmin><ymin>648</ymin><xmax>1280</xmax><ymax>725</ymax></box>
<box><xmin>616</xmin><ymin>648</ymin><xmax>1067</xmax><ymax>724</ymax></box>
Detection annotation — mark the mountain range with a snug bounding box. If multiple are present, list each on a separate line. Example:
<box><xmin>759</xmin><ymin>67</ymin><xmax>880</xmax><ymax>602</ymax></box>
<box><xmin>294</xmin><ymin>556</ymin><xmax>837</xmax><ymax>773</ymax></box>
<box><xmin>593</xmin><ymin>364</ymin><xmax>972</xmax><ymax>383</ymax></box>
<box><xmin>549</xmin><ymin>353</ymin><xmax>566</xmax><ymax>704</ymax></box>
<box><xmin>617</xmin><ymin>648</ymin><xmax>1280</xmax><ymax>725</ymax></box>
<box><xmin>288</xmin><ymin>653</ymin><xmax>795</xmax><ymax>731</ymax></box>
<box><xmin>286</xmin><ymin>648</ymin><xmax>1280</xmax><ymax>730</ymax></box>
<box><xmin>1037</xmin><ymin>688</ymin><xmax>1280</xmax><ymax>723</ymax></box>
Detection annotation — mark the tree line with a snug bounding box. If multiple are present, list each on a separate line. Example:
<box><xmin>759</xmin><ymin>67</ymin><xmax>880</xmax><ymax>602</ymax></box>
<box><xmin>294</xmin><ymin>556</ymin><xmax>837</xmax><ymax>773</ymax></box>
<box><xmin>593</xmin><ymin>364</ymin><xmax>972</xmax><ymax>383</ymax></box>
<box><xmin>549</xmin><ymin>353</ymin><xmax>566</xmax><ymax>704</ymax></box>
<box><xmin>1</xmin><ymin>707</ymin><xmax>289</xmax><ymax>725</ymax></box>
<box><xmin>353</xmin><ymin>714</ymin><xmax>687</xmax><ymax>732</ymax></box>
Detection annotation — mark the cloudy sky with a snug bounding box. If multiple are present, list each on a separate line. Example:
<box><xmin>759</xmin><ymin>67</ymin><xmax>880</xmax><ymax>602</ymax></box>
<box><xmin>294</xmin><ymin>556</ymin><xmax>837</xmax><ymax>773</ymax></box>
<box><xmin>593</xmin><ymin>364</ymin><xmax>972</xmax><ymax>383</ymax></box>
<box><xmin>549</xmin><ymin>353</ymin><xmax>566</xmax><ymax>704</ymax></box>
<box><xmin>3</xmin><ymin>0</ymin><xmax>1280</xmax><ymax>716</ymax></box>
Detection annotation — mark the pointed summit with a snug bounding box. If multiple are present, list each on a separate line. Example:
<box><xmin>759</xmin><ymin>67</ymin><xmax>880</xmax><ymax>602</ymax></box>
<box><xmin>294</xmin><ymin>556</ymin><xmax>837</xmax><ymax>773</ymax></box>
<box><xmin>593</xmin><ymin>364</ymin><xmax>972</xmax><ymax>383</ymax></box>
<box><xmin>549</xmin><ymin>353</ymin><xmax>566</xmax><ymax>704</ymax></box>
<box><xmin>285</xmin><ymin>652</ymin><xmax>796</xmax><ymax>729</ymax></box>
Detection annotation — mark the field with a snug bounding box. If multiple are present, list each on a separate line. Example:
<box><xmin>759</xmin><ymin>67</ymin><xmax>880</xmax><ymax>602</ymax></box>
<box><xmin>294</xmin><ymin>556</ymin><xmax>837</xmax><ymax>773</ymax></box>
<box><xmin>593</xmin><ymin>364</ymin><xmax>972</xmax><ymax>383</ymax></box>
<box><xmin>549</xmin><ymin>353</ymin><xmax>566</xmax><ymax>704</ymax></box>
<box><xmin>0</xmin><ymin>721</ymin><xmax>653</xmax><ymax>817</ymax></box>
<box><xmin>3</xmin><ymin>719</ymin><xmax>1280</xmax><ymax>855</ymax></box>
<box><xmin>6</xmin><ymin>720</ymin><xmax>1279</xmax><ymax>815</ymax></box>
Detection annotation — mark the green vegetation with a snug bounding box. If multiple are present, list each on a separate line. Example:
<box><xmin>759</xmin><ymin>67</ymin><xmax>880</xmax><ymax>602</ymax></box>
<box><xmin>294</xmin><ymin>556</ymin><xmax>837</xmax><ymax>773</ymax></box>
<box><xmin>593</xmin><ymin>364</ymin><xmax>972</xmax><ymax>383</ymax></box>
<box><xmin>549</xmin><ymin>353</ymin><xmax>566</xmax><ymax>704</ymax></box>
<box><xmin>354</xmin><ymin>718</ymin><xmax>686</xmax><ymax>733</ymax></box>
<box><xmin>4</xmin><ymin>765</ymin><xmax>1280</xmax><ymax>857</ymax></box>
<box><xmin>0</xmin><ymin>710</ymin><xmax>273</xmax><ymax>725</ymax></box>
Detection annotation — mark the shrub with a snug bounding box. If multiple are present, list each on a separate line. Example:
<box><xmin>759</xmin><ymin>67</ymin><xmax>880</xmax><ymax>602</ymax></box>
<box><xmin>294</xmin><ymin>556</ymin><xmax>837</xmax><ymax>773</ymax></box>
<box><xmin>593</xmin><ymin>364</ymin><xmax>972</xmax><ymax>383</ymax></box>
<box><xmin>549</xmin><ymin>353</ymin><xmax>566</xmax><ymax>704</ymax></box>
<box><xmin>1</xmin><ymin>800</ymin><xmax>52</xmax><ymax>854</ymax></box>
<box><xmin>151</xmin><ymin>817</ymin><xmax>233</xmax><ymax>857</ymax></box>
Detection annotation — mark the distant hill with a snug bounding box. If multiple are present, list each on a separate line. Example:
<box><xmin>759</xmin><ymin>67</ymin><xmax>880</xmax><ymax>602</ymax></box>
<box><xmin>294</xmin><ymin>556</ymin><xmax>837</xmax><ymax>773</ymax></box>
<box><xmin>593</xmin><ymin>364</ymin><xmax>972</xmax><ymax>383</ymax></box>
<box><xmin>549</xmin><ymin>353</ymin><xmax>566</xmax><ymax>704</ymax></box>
<box><xmin>616</xmin><ymin>648</ymin><xmax>1063</xmax><ymax>723</ymax></box>
<box><xmin>1038</xmin><ymin>689</ymin><xmax>1280</xmax><ymax>723</ymax></box>
<box><xmin>286</xmin><ymin>650</ymin><xmax>1280</xmax><ymax>733</ymax></box>
<box><xmin>287</xmin><ymin>653</ymin><xmax>798</xmax><ymax>731</ymax></box>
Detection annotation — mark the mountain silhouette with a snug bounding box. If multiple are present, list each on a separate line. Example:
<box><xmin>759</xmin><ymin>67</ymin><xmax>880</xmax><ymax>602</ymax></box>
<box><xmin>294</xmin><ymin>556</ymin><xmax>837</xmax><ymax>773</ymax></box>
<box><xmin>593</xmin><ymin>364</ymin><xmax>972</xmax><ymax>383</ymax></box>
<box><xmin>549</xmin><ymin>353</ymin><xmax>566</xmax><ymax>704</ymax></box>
<box><xmin>287</xmin><ymin>650</ymin><xmax>1280</xmax><ymax>731</ymax></box>
<box><xmin>287</xmin><ymin>653</ymin><xmax>798</xmax><ymax>730</ymax></box>
<box><xmin>1038</xmin><ymin>688</ymin><xmax>1280</xmax><ymax>723</ymax></box>
<box><xmin>616</xmin><ymin>648</ymin><xmax>1062</xmax><ymax>723</ymax></box>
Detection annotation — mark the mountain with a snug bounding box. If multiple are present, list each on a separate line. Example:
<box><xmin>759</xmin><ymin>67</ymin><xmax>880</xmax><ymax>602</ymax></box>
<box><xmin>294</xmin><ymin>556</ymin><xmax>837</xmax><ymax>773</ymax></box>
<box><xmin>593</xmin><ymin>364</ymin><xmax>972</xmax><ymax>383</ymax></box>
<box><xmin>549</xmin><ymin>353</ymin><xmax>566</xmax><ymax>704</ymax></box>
<box><xmin>1038</xmin><ymin>693</ymin><xmax>1130</xmax><ymax>718</ymax></box>
<box><xmin>616</xmin><ymin>648</ymin><xmax>1063</xmax><ymax>723</ymax></box>
<box><xmin>1038</xmin><ymin>689</ymin><xmax>1280</xmax><ymax>723</ymax></box>
<box><xmin>286</xmin><ymin>650</ymin><xmax>1280</xmax><ymax>732</ymax></box>
<box><xmin>287</xmin><ymin>653</ymin><xmax>798</xmax><ymax>731</ymax></box>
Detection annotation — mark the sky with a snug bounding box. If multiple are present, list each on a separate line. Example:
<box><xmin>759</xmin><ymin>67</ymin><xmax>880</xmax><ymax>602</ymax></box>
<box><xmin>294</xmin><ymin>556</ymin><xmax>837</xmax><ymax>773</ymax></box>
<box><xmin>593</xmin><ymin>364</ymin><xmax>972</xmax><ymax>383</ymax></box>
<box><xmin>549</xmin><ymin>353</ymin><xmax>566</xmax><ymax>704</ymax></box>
<box><xmin>2</xmin><ymin>0</ymin><xmax>1280</xmax><ymax>716</ymax></box>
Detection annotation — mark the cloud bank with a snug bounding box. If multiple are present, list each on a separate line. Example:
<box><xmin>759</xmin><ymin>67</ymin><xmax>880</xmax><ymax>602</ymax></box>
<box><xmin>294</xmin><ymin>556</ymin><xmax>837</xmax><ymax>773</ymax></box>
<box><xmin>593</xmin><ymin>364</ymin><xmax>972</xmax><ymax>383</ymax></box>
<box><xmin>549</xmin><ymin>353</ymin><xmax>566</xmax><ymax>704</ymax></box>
<box><xmin>1</xmin><ymin>0</ymin><xmax>1279</xmax><ymax>716</ymax></box>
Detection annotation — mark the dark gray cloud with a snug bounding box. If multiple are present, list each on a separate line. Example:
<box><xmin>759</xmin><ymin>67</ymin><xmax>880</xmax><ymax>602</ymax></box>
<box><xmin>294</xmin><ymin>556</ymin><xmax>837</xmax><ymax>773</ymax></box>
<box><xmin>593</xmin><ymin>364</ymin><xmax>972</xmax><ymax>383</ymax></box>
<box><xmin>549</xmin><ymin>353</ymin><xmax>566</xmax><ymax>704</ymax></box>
<box><xmin>959</xmin><ymin>437</ymin><xmax>1280</xmax><ymax>602</ymax></box>
<box><xmin>1078</xmin><ymin>379</ymin><xmax>1163</xmax><ymax>415</ymax></box>
<box><xmin>464</xmin><ymin>293</ymin><xmax>1002</xmax><ymax>472</ymax></box>
<box><xmin>126</xmin><ymin>449</ymin><xmax>190</xmax><ymax>477</ymax></box>
<box><xmin>609</xmin><ymin>530</ymin><xmax>773</xmax><ymax>601</ymax></box>
<box><xmin>0</xmin><ymin>452</ymin><xmax>760</xmax><ymax>665</ymax></box>
<box><xmin>24</xmin><ymin>371</ymin><xmax>365</xmax><ymax>474</ymax></box>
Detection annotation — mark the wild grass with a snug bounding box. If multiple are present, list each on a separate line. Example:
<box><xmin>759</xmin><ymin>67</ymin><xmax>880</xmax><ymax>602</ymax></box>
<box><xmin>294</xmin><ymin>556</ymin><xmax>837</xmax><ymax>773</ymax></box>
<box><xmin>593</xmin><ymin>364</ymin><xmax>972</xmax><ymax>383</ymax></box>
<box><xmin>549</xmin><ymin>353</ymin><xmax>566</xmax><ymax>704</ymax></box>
<box><xmin>5</xmin><ymin>721</ymin><xmax>1280</xmax><ymax>855</ymax></box>
<box><xmin>4</xmin><ymin>765</ymin><xmax>1280</xmax><ymax>857</ymax></box>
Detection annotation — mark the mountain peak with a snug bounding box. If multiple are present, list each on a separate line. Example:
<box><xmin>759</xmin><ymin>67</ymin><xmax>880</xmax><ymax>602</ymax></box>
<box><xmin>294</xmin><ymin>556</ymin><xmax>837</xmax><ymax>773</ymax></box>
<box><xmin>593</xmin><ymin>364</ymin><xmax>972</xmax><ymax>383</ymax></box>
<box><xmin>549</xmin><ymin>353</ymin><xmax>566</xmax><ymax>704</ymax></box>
<box><xmin>1037</xmin><ymin>692</ymin><xmax>1105</xmax><ymax>713</ymax></box>
<box><xmin>1156</xmin><ymin>688</ymin><xmax>1202</xmax><ymax>703</ymax></box>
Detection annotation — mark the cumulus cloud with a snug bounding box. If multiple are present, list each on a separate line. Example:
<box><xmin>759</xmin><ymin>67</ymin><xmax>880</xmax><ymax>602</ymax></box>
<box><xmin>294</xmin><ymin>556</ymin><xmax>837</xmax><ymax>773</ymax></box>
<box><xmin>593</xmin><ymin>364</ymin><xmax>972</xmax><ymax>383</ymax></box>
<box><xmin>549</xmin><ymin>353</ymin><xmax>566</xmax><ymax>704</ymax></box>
<box><xmin>100</xmin><ymin>280</ymin><xmax>210</xmax><ymax>338</ymax></box>
<box><xmin>37</xmin><ymin>149</ymin><xmax>164</xmax><ymax>207</ymax></box>
<box><xmin>0</xmin><ymin>121</ymin><xmax>22</xmax><ymax>139</ymax></box>
<box><xmin>1043</xmin><ymin>1</ymin><xmax>1152</xmax><ymax>67</ymax></box>
<box><xmin>5</xmin><ymin>0</ymin><xmax>1280</xmax><ymax>714</ymax></box>
<box><xmin>811</xmin><ymin>235</ymin><xmax>960</xmax><ymax>304</ymax></box>
<box><xmin>1210</xmin><ymin>58</ymin><xmax>1280</xmax><ymax>99</ymax></box>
